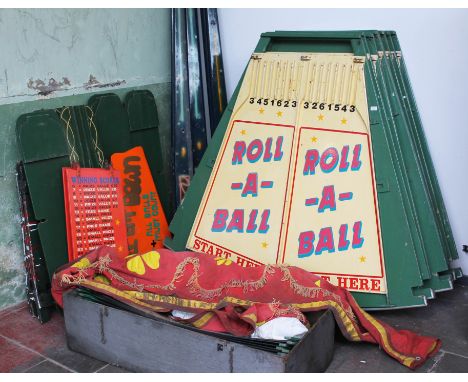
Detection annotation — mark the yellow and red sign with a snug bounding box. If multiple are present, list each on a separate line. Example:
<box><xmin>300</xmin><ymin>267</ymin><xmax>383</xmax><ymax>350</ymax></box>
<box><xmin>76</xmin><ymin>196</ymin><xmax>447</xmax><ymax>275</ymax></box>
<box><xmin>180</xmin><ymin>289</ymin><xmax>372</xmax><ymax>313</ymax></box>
<box><xmin>111</xmin><ymin>146</ymin><xmax>170</xmax><ymax>255</ymax></box>
<box><xmin>187</xmin><ymin>52</ymin><xmax>387</xmax><ymax>294</ymax></box>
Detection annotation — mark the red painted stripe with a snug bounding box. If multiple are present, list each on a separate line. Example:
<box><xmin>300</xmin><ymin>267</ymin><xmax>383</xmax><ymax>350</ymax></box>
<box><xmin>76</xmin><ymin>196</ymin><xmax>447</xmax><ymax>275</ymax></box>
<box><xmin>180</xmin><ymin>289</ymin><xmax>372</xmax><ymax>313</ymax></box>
<box><xmin>305</xmin><ymin>197</ymin><xmax>319</xmax><ymax>206</ymax></box>
<box><xmin>260</xmin><ymin>181</ymin><xmax>273</xmax><ymax>188</ymax></box>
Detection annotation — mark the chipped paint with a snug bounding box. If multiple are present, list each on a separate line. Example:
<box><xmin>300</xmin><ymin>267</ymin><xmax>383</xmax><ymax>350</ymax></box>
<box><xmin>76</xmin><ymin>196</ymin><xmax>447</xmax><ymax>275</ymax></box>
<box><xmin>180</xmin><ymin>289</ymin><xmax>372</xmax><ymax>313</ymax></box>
<box><xmin>27</xmin><ymin>77</ymin><xmax>71</xmax><ymax>96</ymax></box>
<box><xmin>84</xmin><ymin>75</ymin><xmax>126</xmax><ymax>90</ymax></box>
<box><xmin>4</xmin><ymin>69</ymin><xmax>8</xmax><ymax>96</ymax></box>
<box><xmin>0</xmin><ymin>9</ymin><xmax>171</xmax><ymax>106</ymax></box>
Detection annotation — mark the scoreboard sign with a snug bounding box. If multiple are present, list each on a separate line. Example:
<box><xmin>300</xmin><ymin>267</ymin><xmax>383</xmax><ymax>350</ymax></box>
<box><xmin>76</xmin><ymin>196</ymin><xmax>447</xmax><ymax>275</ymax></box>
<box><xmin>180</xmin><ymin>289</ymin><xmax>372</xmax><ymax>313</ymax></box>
<box><xmin>187</xmin><ymin>52</ymin><xmax>387</xmax><ymax>294</ymax></box>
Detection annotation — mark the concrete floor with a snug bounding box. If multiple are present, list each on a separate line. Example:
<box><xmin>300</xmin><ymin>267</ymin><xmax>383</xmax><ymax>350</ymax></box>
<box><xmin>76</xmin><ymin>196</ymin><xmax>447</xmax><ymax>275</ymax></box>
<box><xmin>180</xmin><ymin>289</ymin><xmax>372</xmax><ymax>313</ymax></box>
<box><xmin>327</xmin><ymin>276</ymin><xmax>468</xmax><ymax>372</ymax></box>
<box><xmin>0</xmin><ymin>277</ymin><xmax>466</xmax><ymax>373</ymax></box>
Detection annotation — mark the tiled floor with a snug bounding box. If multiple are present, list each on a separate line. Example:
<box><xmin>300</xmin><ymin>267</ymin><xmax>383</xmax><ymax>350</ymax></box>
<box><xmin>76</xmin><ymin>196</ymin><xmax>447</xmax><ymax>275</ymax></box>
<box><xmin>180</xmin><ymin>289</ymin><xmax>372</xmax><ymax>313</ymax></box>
<box><xmin>0</xmin><ymin>302</ymin><xmax>128</xmax><ymax>372</ymax></box>
<box><xmin>0</xmin><ymin>277</ymin><xmax>467</xmax><ymax>373</ymax></box>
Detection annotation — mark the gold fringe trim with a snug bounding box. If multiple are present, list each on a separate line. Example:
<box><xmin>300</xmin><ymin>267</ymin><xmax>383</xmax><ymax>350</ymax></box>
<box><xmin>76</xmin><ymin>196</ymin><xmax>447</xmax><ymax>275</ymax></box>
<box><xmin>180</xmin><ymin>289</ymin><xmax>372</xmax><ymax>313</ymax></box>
<box><xmin>278</xmin><ymin>265</ymin><xmax>356</xmax><ymax>321</ymax></box>
<box><xmin>269</xmin><ymin>299</ymin><xmax>308</xmax><ymax>325</ymax></box>
<box><xmin>62</xmin><ymin>254</ymin><xmax>278</xmax><ymax>301</ymax></box>
<box><xmin>61</xmin><ymin>253</ymin><xmax>357</xmax><ymax>323</ymax></box>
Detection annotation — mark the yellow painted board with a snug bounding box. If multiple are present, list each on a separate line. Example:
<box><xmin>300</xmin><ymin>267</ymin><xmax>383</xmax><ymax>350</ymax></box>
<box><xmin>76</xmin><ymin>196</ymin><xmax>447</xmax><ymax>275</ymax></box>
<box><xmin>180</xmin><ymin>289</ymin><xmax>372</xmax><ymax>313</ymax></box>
<box><xmin>187</xmin><ymin>52</ymin><xmax>386</xmax><ymax>294</ymax></box>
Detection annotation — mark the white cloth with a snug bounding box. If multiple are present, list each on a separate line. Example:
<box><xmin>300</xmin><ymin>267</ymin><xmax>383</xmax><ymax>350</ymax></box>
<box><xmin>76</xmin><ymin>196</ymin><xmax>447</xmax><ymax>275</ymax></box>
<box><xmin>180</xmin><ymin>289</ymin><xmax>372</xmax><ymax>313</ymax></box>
<box><xmin>251</xmin><ymin>317</ymin><xmax>308</xmax><ymax>340</ymax></box>
<box><xmin>171</xmin><ymin>310</ymin><xmax>197</xmax><ymax>320</ymax></box>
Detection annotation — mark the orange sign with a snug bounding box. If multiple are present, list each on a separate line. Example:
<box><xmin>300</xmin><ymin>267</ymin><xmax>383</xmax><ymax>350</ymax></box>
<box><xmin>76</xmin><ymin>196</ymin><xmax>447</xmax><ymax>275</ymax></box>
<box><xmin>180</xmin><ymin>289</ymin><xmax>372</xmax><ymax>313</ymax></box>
<box><xmin>63</xmin><ymin>166</ymin><xmax>128</xmax><ymax>261</ymax></box>
<box><xmin>111</xmin><ymin>146</ymin><xmax>170</xmax><ymax>255</ymax></box>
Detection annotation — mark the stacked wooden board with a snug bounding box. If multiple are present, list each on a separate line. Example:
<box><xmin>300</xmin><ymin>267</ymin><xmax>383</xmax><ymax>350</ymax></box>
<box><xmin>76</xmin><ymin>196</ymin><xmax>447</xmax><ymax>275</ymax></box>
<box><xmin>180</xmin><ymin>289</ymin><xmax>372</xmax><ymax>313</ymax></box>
<box><xmin>15</xmin><ymin>90</ymin><xmax>168</xmax><ymax>321</ymax></box>
<box><xmin>166</xmin><ymin>31</ymin><xmax>462</xmax><ymax>310</ymax></box>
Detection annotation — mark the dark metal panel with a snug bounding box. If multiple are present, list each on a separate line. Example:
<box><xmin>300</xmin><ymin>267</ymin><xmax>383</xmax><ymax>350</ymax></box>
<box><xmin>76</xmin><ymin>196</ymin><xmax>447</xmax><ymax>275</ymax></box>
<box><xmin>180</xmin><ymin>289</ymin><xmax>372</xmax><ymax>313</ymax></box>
<box><xmin>186</xmin><ymin>8</ymin><xmax>208</xmax><ymax>170</ymax></box>
<box><xmin>199</xmin><ymin>8</ymin><xmax>227</xmax><ymax>135</ymax></box>
<box><xmin>64</xmin><ymin>291</ymin><xmax>335</xmax><ymax>372</ymax></box>
<box><xmin>171</xmin><ymin>8</ymin><xmax>193</xmax><ymax>207</ymax></box>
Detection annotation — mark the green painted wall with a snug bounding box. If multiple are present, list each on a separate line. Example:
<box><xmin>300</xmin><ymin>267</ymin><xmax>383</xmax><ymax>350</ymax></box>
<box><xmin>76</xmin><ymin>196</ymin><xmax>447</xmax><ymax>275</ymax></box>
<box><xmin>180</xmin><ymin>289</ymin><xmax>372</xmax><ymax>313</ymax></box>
<box><xmin>0</xmin><ymin>9</ymin><xmax>171</xmax><ymax>104</ymax></box>
<box><xmin>0</xmin><ymin>9</ymin><xmax>172</xmax><ymax>309</ymax></box>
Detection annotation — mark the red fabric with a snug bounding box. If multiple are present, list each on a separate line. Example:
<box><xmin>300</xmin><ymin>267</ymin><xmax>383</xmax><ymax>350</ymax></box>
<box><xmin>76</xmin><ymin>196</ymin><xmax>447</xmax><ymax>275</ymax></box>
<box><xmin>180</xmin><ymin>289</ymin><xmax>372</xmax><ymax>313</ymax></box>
<box><xmin>52</xmin><ymin>246</ymin><xmax>440</xmax><ymax>369</ymax></box>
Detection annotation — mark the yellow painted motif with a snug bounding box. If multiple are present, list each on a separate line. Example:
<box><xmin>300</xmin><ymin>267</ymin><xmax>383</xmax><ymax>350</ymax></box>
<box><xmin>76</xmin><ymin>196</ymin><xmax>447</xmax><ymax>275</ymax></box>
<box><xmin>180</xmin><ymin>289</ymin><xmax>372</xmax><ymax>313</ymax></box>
<box><xmin>127</xmin><ymin>255</ymin><xmax>145</xmax><ymax>275</ymax></box>
<box><xmin>126</xmin><ymin>251</ymin><xmax>161</xmax><ymax>275</ymax></box>
<box><xmin>73</xmin><ymin>257</ymin><xmax>90</xmax><ymax>269</ymax></box>
<box><xmin>142</xmin><ymin>251</ymin><xmax>161</xmax><ymax>270</ymax></box>
<box><xmin>214</xmin><ymin>256</ymin><xmax>233</xmax><ymax>266</ymax></box>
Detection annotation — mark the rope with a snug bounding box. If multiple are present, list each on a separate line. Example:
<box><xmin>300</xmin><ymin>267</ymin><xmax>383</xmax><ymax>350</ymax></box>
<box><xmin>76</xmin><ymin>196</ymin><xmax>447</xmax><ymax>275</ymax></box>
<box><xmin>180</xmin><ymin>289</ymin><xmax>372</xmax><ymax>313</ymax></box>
<box><xmin>59</xmin><ymin>107</ymin><xmax>79</xmax><ymax>164</ymax></box>
<box><xmin>85</xmin><ymin>106</ymin><xmax>105</xmax><ymax>168</ymax></box>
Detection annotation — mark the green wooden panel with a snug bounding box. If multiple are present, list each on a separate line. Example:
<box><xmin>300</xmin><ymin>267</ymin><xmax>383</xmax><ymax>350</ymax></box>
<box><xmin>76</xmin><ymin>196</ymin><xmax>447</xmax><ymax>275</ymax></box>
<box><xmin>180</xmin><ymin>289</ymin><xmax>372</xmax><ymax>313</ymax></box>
<box><xmin>385</xmin><ymin>32</ymin><xmax>458</xmax><ymax>264</ymax></box>
<box><xmin>352</xmin><ymin>35</ymin><xmax>430</xmax><ymax>307</ymax></box>
<box><xmin>167</xmin><ymin>30</ymin><xmax>458</xmax><ymax>309</ymax></box>
<box><xmin>16</xmin><ymin>110</ymin><xmax>71</xmax><ymax>279</ymax></box>
<box><xmin>373</xmin><ymin>32</ymin><xmax>452</xmax><ymax>292</ymax></box>
<box><xmin>88</xmin><ymin>90</ymin><xmax>173</xmax><ymax>218</ymax></box>
<box><xmin>2</xmin><ymin>83</ymin><xmax>170</xmax><ymax>309</ymax></box>
<box><xmin>371</xmin><ymin>33</ymin><xmax>456</xmax><ymax>293</ymax></box>
<box><xmin>16</xmin><ymin>105</ymin><xmax>105</xmax><ymax>279</ymax></box>
<box><xmin>88</xmin><ymin>93</ymin><xmax>132</xmax><ymax>158</ymax></box>
<box><xmin>17</xmin><ymin>112</ymin><xmax>69</xmax><ymax>163</ymax></box>
<box><xmin>357</xmin><ymin>36</ymin><xmax>442</xmax><ymax>301</ymax></box>
<box><xmin>359</xmin><ymin>36</ymin><xmax>432</xmax><ymax>281</ymax></box>
<box><xmin>62</xmin><ymin>106</ymin><xmax>103</xmax><ymax>168</ymax></box>
<box><xmin>125</xmin><ymin>90</ymin><xmax>173</xmax><ymax>218</ymax></box>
